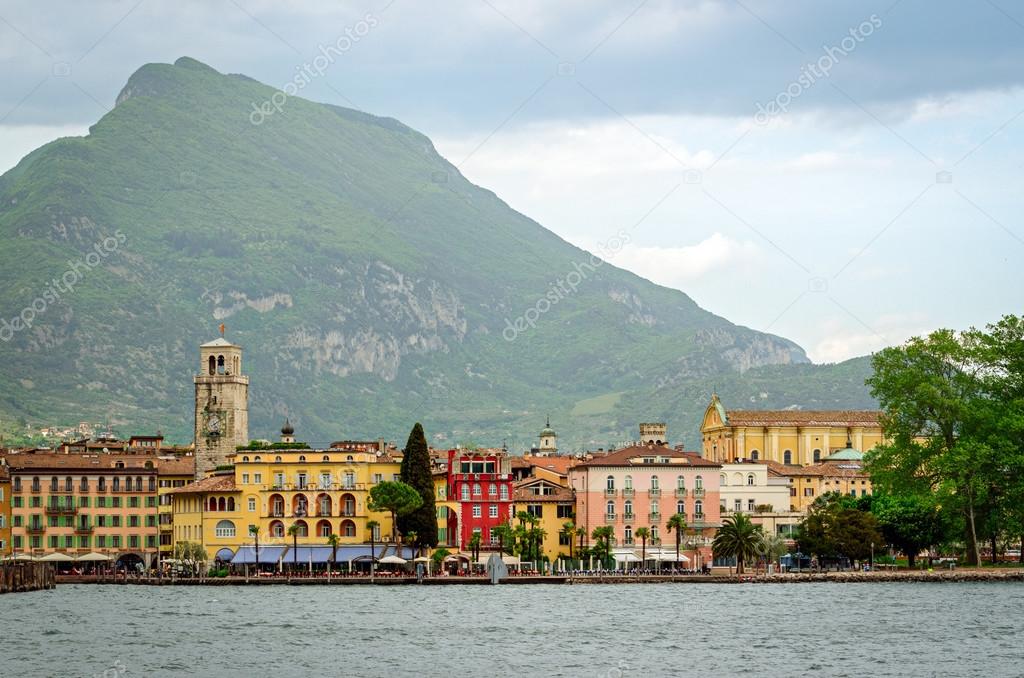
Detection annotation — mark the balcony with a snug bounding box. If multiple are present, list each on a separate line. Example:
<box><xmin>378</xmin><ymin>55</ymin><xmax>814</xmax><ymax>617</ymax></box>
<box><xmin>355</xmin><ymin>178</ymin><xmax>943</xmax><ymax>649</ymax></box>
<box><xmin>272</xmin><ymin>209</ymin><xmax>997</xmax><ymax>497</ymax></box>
<box><xmin>45</xmin><ymin>505</ymin><xmax>78</xmax><ymax>516</ymax></box>
<box><xmin>693</xmin><ymin>488</ymin><xmax>706</xmax><ymax>498</ymax></box>
<box><xmin>74</xmin><ymin>523</ymin><xmax>94</xmax><ymax>534</ymax></box>
<box><xmin>621</xmin><ymin>488</ymin><xmax>634</xmax><ymax>497</ymax></box>
<box><xmin>26</xmin><ymin>524</ymin><xmax>45</xmax><ymax>534</ymax></box>
<box><xmin>622</xmin><ymin>513</ymin><xmax>635</xmax><ymax>522</ymax></box>
<box><xmin>604</xmin><ymin>513</ymin><xmax>616</xmax><ymax>523</ymax></box>
<box><xmin>648</xmin><ymin>488</ymin><xmax>661</xmax><ymax>497</ymax></box>
<box><xmin>30</xmin><ymin>485</ymin><xmax>41</xmax><ymax>494</ymax></box>
<box><xmin>604</xmin><ymin>488</ymin><xmax>617</xmax><ymax>497</ymax></box>
<box><xmin>675</xmin><ymin>488</ymin><xmax>687</xmax><ymax>497</ymax></box>
<box><xmin>648</xmin><ymin>513</ymin><xmax>662</xmax><ymax>523</ymax></box>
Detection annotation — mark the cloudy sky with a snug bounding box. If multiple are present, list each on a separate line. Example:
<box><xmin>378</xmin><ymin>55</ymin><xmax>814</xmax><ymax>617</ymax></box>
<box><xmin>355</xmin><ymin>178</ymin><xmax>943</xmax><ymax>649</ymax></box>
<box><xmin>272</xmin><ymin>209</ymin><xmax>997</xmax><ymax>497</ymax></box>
<box><xmin>1</xmin><ymin>0</ymin><xmax>1021</xmax><ymax>362</ymax></box>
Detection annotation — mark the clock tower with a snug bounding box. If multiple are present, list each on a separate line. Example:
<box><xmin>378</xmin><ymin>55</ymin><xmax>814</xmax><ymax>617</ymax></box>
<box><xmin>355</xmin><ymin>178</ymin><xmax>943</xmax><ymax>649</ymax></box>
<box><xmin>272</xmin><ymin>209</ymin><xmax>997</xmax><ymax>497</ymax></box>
<box><xmin>193</xmin><ymin>337</ymin><xmax>249</xmax><ymax>479</ymax></box>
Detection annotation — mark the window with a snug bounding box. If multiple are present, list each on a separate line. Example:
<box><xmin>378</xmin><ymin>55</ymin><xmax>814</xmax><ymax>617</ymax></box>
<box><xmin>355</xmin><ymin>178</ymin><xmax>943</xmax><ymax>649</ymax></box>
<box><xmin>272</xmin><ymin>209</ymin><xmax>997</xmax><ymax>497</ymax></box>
<box><xmin>254</xmin><ymin>473</ymin><xmax>262</xmax><ymax>484</ymax></box>
<box><xmin>472</xmin><ymin>505</ymin><xmax>482</xmax><ymax>518</ymax></box>
<box><xmin>748</xmin><ymin>499</ymin><xmax>756</xmax><ymax>511</ymax></box>
<box><xmin>488</xmin><ymin>484</ymin><xmax>497</xmax><ymax>497</ymax></box>
<box><xmin>557</xmin><ymin>505</ymin><xmax>573</xmax><ymax>519</ymax></box>
<box><xmin>733</xmin><ymin>500</ymin><xmax>742</xmax><ymax>511</ymax></box>
<box><xmin>651</xmin><ymin>527</ymin><xmax>659</xmax><ymax>541</ymax></box>
<box><xmin>274</xmin><ymin>473</ymin><xmax>285</xmax><ymax>488</ymax></box>
<box><xmin>651</xmin><ymin>476</ymin><xmax>659</xmax><ymax>490</ymax></box>
<box><xmin>215</xmin><ymin>520</ymin><xmax>236</xmax><ymax>538</ymax></box>
<box><xmin>242</xmin><ymin>456</ymin><xmax>250</xmax><ymax>463</ymax></box>
<box><xmin>461</xmin><ymin>485</ymin><xmax>469</xmax><ymax>501</ymax></box>
<box><xmin>322</xmin><ymin>455</ymin><xmax>330</xmax><ymax>463</ymax></box>
<box><xmin>813</xmin><ymin>449</ymin><xmax>821</xmax><ymax>462</ymax></box>
<box><xmin>298</xmin><ymin>456</ymin><xmax>306</xmax><ymax>463</ymax></box>
<box><xmin>606</xmin><ymin>501</ymin><xmax>614</xmax><ymax>516</ymax></box>
<box><xmin>624</xmin><ymin>526</ymin><xmax>632</xmax><ymax>545</ymax></box>
<box><xmin>242</xmin><ymin>474</ymin><xmax>250</xmax><ymax>484</ymax></box>
<box><xmin>500</xmin><ymin>485</ymin><xmax>509</xmax><ymax>501</ymax></box>
<box><xmin>344</xmin><ymin>472</ymin><xmax>355</xmax><ymax>488</ymax></box>
<box><xmin>624</xmin><ymin>475</ymin><xmax>633</xmax><ymax>490</ymax></box>
<box><xmin>248</xmin><ymin>497</ymin><xmax>256</xmax><ymax>512</ymax></box>
<box><xmin>783</xmin><ymin>450</ymin><xmax>792</xmax><ymax>465</ymax></box>
<box><xmin>720</xmin><ymin>474</ymin><xmax>727</xmax><ymax>486</ymax></box>
<box><xmin>526</xmin><ymin>504</ymin><xmax>542</xmax><ymax>518</ymax></box>
<box><xmin>489</xmin><ymin>505</ymin><xmax>498</xmax><ymax>518</ymax></box>
<box><xmin>372</xmin><ymin>474</ymin><xmax>383</xmax><ymax>484</ymax></box>
<box><xmin>319</xmin><ymin>521</ymin><xmax>332</xmax><ymax>537</ymax></box>
<box><xmin>275</xmin><ymin>456</ymin><xmax>282</xmax><ymax>463</ymax></box>
<box><xmin>297</xmin><ymin>473</ymin><xmax>308</xmax><ymax>488</ymax></box>
<box><xmin>676</xmin><ymin>501</ymin><xmax>685</xmax><ymax>514</ymax></box>
<box><xmin>694</xmin><ymin>500</ymin><xmax>703</xmax><ymax>517</ymax></box>
<box><xmin>606</xmin><ymin>476</ymin><xmax>615</xmax><ymax>490</ymax></box>
<box><xmin>676</xmin><ymin>476</ymin><xmax>685</xmax><ymax>489</ymax></box>
<box><xmin>624</xmin><ymin>500</ymin><xmax>633</xmax><ymax>518</ymax></box>
<box><xmin>804</xmin><ymin>487</ymin><xmax>815</xmax><ymax>497</ymax></box>
<box><xmin>695</xmin><ymin>475</ymin><xmax>703</xmax><ymax>489</ymax></box>
<box><xmin>750</xmin><ymin>450</ymin><xmax>759</xmax><ymax>460</ymax></box>
<box><xmin>747</xmin><ymin>474</ymin><xmax>755</xmax><ymax>486</ymax></box>
<box><xmin>473</xmin><ymin>483</ymin><xmax>481</xmax><ymax>497</ymax></box>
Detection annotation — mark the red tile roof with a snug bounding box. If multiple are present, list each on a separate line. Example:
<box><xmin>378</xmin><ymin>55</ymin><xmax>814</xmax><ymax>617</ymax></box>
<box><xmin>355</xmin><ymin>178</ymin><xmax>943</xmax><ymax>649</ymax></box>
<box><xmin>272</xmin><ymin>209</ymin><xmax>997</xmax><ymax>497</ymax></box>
<box><xmin>513</xmin><ymin>478</ymin><xmax>575</xmax><ymax>502</ymax></box>
<box><xmin>524</xmin><ymin>455</ymin><xmax>576</xmax><ymax>475</ymax></box>
<box><xmin>3</xmin><ymin>453</ymin><xmax>160</xmax><ymax>471</ymax></box>
<box><xmin>171</xmin><ymin>474</ymin><xmax>237</xmax><ymax>494</ymax></box>
<box><xmin>156</xmin><ymin>457</ymin><xmax>195</xmax><ymax>476</ymax></box>
<box><xmin>573</xmin><ymin>445</ymin><xmax>719</xmax><ymax>468</ymax></box>
<box><xmin>724</xmin><ymin>410</ymin><xmax>881</xmax><ymax>427</ymax></box>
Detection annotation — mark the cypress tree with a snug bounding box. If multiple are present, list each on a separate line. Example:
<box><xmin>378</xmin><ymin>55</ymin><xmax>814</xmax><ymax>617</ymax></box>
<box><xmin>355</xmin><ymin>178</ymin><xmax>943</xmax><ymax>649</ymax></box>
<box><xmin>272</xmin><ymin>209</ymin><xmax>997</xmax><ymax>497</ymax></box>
<box><xmin>398</xmin><ymin>422</ymin><xmax>438</xmax><ymax>546</ymax></box>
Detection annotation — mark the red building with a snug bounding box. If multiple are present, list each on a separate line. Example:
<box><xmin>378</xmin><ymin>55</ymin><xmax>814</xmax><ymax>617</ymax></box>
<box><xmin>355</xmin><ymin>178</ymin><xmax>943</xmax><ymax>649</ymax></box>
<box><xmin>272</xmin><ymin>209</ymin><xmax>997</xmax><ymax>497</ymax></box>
<box><xmin>447</xmin><ymin>448</ymin><xmax>513</xmax><ymax>551</ymax></box>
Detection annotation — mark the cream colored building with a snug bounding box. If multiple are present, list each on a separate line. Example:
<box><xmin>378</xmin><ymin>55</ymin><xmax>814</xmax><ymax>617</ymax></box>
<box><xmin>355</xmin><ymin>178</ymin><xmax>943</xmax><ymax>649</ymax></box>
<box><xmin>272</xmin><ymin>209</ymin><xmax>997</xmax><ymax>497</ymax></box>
<box><xmin>700</xmin><ymin>395</ymin><xmax>883</xmax><ymax>466</ymax></box>
<box><xmin>718</xmin><ymin>462</ymin><xmax>791</xmax><ymax>515</ymax></box>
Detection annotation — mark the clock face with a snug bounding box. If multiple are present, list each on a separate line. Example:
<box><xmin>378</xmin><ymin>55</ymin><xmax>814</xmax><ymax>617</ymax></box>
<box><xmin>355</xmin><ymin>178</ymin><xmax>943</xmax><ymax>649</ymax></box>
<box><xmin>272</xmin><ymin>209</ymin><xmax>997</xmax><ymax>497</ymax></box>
<box><xmin>206</xmin><ymin>414</ymin><xmax>221</xmax><ymax>435</ymax></box>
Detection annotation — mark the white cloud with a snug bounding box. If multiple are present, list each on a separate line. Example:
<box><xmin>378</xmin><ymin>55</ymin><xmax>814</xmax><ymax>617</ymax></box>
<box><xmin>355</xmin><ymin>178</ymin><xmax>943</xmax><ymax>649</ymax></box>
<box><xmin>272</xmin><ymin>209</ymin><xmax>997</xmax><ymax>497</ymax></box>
<box><xmin>601</xmin><ymin>233</ymin><xmax>758</xmax><ymax>286</ymax></box>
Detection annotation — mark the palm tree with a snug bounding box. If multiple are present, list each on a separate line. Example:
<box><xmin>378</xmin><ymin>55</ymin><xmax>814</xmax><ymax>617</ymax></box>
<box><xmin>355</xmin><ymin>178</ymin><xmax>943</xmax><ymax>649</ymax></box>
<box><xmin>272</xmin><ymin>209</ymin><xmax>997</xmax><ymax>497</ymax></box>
<box><xmin>326</xmin><ymin>533</ymin><xmax>340</xmax><ymax>575</ymax></box>
<box><xmin>287</xmin><ymin>523</ymin><xmax>301</xmax><ymax>573</ymax></box>
<box><xmin>712</xmin><ymin>513</ymin><xmax>763</xmax><ymax>576</ymax></box>
<box><xmin>666</xmin><ymin>513</ymin><xmax>687</xmax><ymax>569</ymax></box>
<box><xmin>405</xmin><ymin>530</ymin><xmax>418</xmax><ymax>559</ymax></box>
<box><xmin>248</xmin><ymin>524</ymin><xmax>260</xmax><ymax>574</ymax></box>
<box><xmin>635</xmin><ymin>527</ymin><xmax>651</xmax><ymax>570</ymax></box>
<box><xmin>492</xmin><ymin>523</ymin><xmax>514</xmax><ymax>555</ymax></box>
<box><xmin>367</xmin><ymin>520</ymin><xmax>380</xmax><ymax>578</ymax></box>
<box><xmin>591</xmin><ymin>525</ymin><xmax>614</xmax><ymax>568</ymax></box>
<box><xmin>561</xmin><ymin>521</ymin><xmax>577</xmax><ymax>565</ymax></box>
<box><xmin>757</xmin><ymin>532</ymin><xmax>788</xmax><ymax>573</ymax></box>
<box><xmin>469</xmin><ymin>532</ymin><xmax>482</xmax><ymax>564</ymax></box>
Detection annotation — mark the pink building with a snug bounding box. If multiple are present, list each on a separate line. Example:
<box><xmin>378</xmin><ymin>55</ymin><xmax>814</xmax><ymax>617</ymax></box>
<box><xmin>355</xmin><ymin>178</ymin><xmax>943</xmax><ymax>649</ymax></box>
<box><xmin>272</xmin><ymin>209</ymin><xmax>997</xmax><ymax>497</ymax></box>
<box><xmin>569</xmin><ymin>441</ymin><xmax>721</xmax><ymax>567</ymax></box>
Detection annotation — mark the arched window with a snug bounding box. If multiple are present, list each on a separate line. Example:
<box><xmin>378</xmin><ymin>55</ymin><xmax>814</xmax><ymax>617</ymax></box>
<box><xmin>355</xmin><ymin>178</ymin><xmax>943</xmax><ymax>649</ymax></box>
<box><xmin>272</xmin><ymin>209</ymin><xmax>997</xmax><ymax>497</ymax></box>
<box><xmin>783</xmin><ymin>450</ymin><xmax>792</xmax><ymax>465</ymax></box>
<box><xmin>624</xmin><ymin>525</ymin><xmax>633</xmax><ymax>545</ymax></box>
<box><xmin>461</xmin><ymin>485</ymin><xmax>469</xmax><ymax>501</ymax></box>
<box><xmin>676</xmin><ymin>476</ymin><xmax>685</xmax><ymax>489</ymax></box>
<box><xmin>676</xmin><ymin>501</ymin><xmax>685</xmax><ymax>514</ymax></box>
<box><xmin>293</xmin><ymin>520</ymin><xmax>308</xmax><ymax>537</ymax></box>
<box><xmin>322</xmin><ymin>455</ymin><xmax>330</xmax><ymax>462</ymax></box>
<box><xmin>217</xmin><ymin>497</ymin><xmax>226</xmax><ymax>511</ymax></box>
<box><xmin>488</xmin><ymin>483</ymin><xmax>497</xmax><ymax>497</ymax></box>
<box><xmin>813</xmin><ymin>449</ymin><xmax>821</xmax><ymax>462</ymax></box>
<box><xmin>624</xmin><ymin>475</ymin><xmax>633</xmax><ymax>490</ymax></box>
<box><xmin>341</xmin><ymin>494</ymin><xmax>355</xmax><ymax>516</ymax></box>
<box><xmin>227</xmin><ymin>497</ymin><xmax>235</xmax><ymax>511</ymax></box>
<box><xmin>473</xmin><ymin>483</ymin><xmax>481</xmax><ymax>497</ymax></box>
<box><xmin>65</xmin><ymin>476</ymin><xmax>73</xmax><ymax>491</ymax></box>
<box><xmin>270</xmin><ymin>494</ymin><xmax>284</xmax><ymax>516</ymax></box>
<box><xmin>695</xmin><ymin>475</ymin><xmax>703</xmax><ymax>489</ymax></box>
<box><xmin>747</xmin><ymin>474</ymin><xmax>755</xmax><ymax>486</ymax></box>
<box><xmin>217</xmin><ymin>355</ymin><xmax>225</xmax><ymax>374</ymax></box>
<box><xmin>606</xmin><ymin>475</ymin><xmax>615</xmax><ymax>490</ymax></box>
<box><xmin>500</xmin><ymin>485</ymin><xmax>509</xmax><ymax>500</ymax></box>
<box><xmin>606</xmin><ymin>501</ymin><xmax>615</xmax><ymax>516</ymax></box>
<box><xmin>694</xmin><ymin>500</ymin><xmax>703</xmax><ymax>517</ymax></box>
<box><xmin>274</xmin><ymin>456</ymin><xmax>282</xmax><ymax>463</ymax></box>
<box><xmin>270</xmin><ymin>520</ymin><xmax>284</xmax><ymax>537</ymax></box>
<box><xmin>651</xmin><ymin>475</ymin><xmax>659</xmax><ymax>490</ymax></box>
<box><xmin>346</xmin><ymin>455</ymin><xmax>354</xmax><ymax>462</ymax></box>
<box><xmin>720</xmin><ymin>474</ymin><xmax>727</xmax><ymax>486</ymax></box>
<box><xmin>149</xmin><ymin>477</ymin><xmax>156</xmax><ymax>492</ymax></box>
<box><xmin>208</xmin><ymin>355</ymin><xmax>216</xmax><ymax>375</ymax></box>
<box><xmin>341</xmin><ymin>519</ymin><xmax>356</xmax><ymax>537</ymax></box>
<box><xmin>317</xmin><ymin>520</ymin><xmax>332</xmax><ymax>537</ymax></box>
<box><xmin>136</xmin><ymin>476</ymin><xmax>143</xmax><ymax>491</ymax></box>
<box><xmin>651</xmin><ymin>527</ymin><xmax>659</xmax><ymax>541</ymax></box>
<box><xmin>242</xmin><ymin>456</ymin><xmax>250</xmax><ymax>462</ymax></box>
<box><xmin>215</xmin><ymin>520</ymin><xmax>236</xmax><ymax>538</ymax></box>
<box><xmin>624</xmin><ymin>500</ymin><xmax>633</xmax><ymax>517</ymax></box>
<box><xmin>209</xmin><ymin>497</ymin><xmax>218</xmax><ymax>511</ymax></box>
<box><xmin>112</xmin><ymin>477</ymin><xmax>121</xmax><ymax>491</ymax></box>
<box><xmin>298</xmin><ymin>455</ymin><xmax>306</xmax><ymax>462</ymax></box>
<box><xmin>317</xmin><ymin>494</ymin><xmax>333</xmax><ymax>517</ymax></box>
<box><xmin>254</xmin><ymin>456</ymin><xmax>261</xmax><ymax>462</ymax></box>
<box><xmin>750</xmin><ymin>450</ymin><xmax>759</xmax><ymax>460</ymax></box>
<box><xmin>293</xmin><ymin>495</ymin><xmax>308</xmax><ymax>517</ymax></box>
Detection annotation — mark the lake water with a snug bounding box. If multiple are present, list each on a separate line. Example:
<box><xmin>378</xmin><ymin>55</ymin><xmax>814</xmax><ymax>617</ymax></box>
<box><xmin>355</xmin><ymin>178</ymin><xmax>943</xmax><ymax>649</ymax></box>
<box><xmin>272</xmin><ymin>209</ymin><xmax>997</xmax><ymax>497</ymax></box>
<box><xmin>4</xmin><ymin>582</ymin><xmax>1022</xmax><ymax>677</ymax></box>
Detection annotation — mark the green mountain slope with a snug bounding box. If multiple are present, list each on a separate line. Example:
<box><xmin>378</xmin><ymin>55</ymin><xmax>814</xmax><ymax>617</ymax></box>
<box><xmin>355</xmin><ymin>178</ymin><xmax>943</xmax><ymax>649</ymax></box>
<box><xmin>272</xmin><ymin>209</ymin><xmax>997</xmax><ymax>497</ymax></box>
<box><xmin>0</xmin><ymin>57</ymin><xmax>875</xmax><ymax>449</ymax></box>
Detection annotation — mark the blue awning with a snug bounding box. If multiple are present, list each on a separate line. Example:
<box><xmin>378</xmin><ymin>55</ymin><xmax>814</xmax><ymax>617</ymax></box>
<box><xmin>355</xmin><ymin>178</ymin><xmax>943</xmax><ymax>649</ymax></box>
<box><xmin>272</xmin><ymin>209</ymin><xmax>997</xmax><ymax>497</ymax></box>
<box><xmin>285</xmin><ymin>546</ymin><xmax>335</xmax><ymax>564</ymax></box>
<box><xmin>334</xmin><ymin>546</ymin><xmax>377</xmax><ymax>561</ymax></box>
<box><xmin>231</xmin><ymin>546</ymin><xmax>286</xmax><ymax>564</ymax></box>
<box><xmin>214</xmin><ymin>548</ymin><xmax>235</xmax><ymax>562</ymax></box>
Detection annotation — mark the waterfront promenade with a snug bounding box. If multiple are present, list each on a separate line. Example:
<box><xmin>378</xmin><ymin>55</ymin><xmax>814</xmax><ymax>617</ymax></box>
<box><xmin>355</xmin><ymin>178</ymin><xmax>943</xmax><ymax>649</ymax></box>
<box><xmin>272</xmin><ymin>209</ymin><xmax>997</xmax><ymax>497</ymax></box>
<box><xmin>54</xmin><ymin>568</ymin><xmax>1024</xmax><ymax>587</ymax></box>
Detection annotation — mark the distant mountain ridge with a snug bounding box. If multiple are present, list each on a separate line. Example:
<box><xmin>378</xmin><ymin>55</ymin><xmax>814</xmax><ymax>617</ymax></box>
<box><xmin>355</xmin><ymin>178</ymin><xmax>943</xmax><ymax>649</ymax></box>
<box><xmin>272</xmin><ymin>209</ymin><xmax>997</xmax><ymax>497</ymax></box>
<box><xmin>0</xmin><ymin>57</ymin><xmax>874</xmax><ymax>449</ymax></box>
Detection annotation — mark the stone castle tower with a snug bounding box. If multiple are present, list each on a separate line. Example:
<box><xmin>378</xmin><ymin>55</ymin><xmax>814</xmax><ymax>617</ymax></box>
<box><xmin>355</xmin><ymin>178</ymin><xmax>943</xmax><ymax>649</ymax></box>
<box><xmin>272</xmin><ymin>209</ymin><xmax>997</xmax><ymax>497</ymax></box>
<box><xmin>193</xmin><ymin>337</ymin><xmax>249</xmax><ymax>479</ymax></box>
<box><xmin>639</xmin><ymin>422</ymin><xmax>667</xmax><ymax>446</ymax></box>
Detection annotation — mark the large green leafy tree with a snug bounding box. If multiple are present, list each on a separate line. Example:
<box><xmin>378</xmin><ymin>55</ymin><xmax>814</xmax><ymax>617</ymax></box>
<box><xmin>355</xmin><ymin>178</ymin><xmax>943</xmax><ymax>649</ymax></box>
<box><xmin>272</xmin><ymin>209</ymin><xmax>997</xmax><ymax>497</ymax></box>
<box><xmin>368</xmin><ymin>481</ymin><xmax>423</xmax><ymax>543</ymax></box>
<box><xmin>798</xmin><ymin>494</ymin><xmax>883</xmax><ymax>565</ymax></box>
<box><xmin>871</xmin><ymin>493</ymin><xmax>949</xmax><ymax>568</ymax></box>
<box><xmin>397</xmin><ymin>423</ymin><xmax>439</xmax><ymax>547</ymax></box>
<box><xmin>867</xmin><ymin>317</ymin><xmax>1024</xmax><ymax>565</ymax></box>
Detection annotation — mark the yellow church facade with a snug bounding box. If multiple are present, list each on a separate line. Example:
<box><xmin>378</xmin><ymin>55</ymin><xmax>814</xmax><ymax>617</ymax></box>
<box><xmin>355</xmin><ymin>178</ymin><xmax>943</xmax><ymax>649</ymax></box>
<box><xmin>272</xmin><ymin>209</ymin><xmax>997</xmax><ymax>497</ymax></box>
<box><xmin>700</xmin><ymin>395</ymin><xmax>884</xmax><ymax>466</ymax></box>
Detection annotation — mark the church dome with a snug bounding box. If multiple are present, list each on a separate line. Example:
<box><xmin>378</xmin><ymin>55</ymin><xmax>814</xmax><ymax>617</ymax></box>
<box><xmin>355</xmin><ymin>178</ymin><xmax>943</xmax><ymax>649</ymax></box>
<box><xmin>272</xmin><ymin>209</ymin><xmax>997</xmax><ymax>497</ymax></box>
<box><xmin>281</xmin><ymin>418</ymin><xmax>294</xmax><ymax>436</ymax></box>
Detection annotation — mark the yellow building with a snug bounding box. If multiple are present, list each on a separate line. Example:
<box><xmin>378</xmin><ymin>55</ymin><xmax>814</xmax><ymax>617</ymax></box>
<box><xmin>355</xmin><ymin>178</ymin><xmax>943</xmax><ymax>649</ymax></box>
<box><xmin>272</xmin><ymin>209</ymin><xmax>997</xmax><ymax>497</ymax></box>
<box><xmin>700</xmin><ymin>395</ymin><xmax>884</xmax><ymax>466</ymax></box>
<box><xmin>0</xmin><ymin>466</ymin><xmax>10</xmax><ymax>556</ymax></box>
<box><xmin>171</xmin><ymin>442</ymin><xmax>405</xmax><ymax>564</ymax></box>
<box><xmin>513</xmin><ymin>477</ymin><xmax>576</xmax><ymax>562</ymax></box>
<box><xmin>156</xmin><ymin>456</ymin><xmax>195</xmax><ymax>561</ymax></box>
<box><xmin>767</xmin><ymin>446</ymin><xmax>873</xmax><ymax>512</ymax></box>
<box><xmin>433</xmin><ymin>470</ymin><xmax>459</xmax><ymax>549</ymax></box>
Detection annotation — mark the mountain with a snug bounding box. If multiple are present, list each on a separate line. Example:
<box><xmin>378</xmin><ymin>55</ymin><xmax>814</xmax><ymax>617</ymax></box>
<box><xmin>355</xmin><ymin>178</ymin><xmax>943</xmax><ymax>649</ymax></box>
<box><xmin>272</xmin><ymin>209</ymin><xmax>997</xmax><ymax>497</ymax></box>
<box><xmin>0</xmin><ymin>57</ymin><xmax>876</xmax><ymax>450</ymax></box>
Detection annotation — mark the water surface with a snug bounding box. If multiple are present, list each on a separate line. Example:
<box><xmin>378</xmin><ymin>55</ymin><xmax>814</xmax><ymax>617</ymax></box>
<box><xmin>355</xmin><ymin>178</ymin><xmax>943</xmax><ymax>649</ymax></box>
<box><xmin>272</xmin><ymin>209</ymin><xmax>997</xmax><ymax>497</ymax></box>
<box><xmin>4</xmin><ymin>582</ymin><xmax>1021</xmax><ymax>677</ymax></box>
